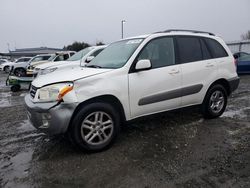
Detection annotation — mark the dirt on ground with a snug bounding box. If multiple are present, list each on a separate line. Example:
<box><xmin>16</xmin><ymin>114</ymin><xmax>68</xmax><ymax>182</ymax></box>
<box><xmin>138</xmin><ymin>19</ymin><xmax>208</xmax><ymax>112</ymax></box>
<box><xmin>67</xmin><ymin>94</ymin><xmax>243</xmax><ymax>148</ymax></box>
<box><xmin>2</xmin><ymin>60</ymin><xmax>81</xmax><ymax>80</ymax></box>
<box><xmin>0</xmin><ymin>72</ymin><xmax>249</xmax><ymax>188</ymax></box>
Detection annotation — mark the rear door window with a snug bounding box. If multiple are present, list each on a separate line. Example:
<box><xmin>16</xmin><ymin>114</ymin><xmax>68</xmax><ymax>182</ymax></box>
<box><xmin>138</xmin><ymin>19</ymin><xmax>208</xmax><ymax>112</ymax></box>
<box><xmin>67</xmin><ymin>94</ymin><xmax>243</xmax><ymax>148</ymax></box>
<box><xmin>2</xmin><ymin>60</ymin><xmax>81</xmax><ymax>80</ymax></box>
<box><xmin>176</xmin><ymin>37</ymin><xmax>203</xmax><ymax>63</ymax></box>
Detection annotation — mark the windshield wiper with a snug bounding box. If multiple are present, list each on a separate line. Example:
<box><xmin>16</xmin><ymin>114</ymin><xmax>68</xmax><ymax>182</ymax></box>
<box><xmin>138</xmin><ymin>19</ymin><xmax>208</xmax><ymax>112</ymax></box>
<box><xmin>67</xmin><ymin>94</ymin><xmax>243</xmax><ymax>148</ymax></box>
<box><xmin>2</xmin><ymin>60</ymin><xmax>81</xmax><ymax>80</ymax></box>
<box><xmin>85</xmin><ymin>65</ymin><xmax>102</xmax><ymax>68</ymax></box>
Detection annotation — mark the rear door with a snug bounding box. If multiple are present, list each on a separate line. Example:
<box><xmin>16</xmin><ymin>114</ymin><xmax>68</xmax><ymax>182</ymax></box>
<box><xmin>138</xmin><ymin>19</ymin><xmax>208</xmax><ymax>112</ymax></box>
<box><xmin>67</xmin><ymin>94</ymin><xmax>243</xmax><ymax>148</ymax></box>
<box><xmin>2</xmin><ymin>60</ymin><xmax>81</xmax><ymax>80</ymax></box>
<box><xmin>177</xmin><ymin>36</ymin><xmax>217</xmax><ymax>106</ymax></box>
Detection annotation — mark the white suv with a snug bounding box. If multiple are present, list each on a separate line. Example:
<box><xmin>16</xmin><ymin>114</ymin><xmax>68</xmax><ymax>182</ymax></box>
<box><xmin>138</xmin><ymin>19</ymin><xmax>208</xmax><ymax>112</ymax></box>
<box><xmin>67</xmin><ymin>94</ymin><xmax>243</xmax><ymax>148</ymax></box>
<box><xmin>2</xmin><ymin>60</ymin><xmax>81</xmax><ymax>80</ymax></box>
<box><xmin>25</xmin><ymin>30</ymin><xmax>239</xmax><ymax>152</ymax></box>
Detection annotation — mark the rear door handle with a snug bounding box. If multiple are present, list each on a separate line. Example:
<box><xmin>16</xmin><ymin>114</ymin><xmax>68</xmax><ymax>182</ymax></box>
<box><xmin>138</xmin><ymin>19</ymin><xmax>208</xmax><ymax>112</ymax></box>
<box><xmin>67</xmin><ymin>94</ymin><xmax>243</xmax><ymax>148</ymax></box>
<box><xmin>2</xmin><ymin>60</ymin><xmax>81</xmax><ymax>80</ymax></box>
<box><xmin>205</xmin><ymin>63</ymin><xmax>214</xmax><ymax>68</ymax></box>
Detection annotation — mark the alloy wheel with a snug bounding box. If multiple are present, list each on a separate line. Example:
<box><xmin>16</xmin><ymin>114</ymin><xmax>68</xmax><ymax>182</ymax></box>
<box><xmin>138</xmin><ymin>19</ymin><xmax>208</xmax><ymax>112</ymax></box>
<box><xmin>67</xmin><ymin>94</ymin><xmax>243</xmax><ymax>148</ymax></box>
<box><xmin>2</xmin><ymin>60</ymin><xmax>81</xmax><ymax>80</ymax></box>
<box><xmin>80</xmin><ymin>111</ymin><xmax>114</xmax><ymax>146</ymax></box>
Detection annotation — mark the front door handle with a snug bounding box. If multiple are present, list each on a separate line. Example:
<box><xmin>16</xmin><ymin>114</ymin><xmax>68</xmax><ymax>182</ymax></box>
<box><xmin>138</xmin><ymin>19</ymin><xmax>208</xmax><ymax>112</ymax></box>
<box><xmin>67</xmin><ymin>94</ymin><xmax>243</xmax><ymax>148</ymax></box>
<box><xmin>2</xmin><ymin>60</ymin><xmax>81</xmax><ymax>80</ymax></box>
<box><xmin>169</xmin><ymin>69</ymin><xmax>180</xmax><ymax>75</ymax></box>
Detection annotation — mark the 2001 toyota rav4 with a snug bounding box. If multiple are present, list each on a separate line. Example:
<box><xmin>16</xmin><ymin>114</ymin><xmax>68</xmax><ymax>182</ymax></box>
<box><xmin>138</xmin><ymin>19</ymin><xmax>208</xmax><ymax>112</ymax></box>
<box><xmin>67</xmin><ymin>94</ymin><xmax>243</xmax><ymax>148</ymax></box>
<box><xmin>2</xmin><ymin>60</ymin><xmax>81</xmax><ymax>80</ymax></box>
<box><xmin>25</xmin><ymin>30</ymin><xmax>240</xmax><ymax>152</ymax></box>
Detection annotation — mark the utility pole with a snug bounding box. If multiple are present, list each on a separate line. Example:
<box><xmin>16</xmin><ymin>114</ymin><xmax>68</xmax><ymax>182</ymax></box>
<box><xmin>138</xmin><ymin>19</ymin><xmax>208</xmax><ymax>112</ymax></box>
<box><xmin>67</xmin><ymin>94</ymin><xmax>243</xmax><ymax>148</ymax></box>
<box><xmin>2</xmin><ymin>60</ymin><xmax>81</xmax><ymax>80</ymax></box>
<box><xmin>121</xmin><ymin>20</ymin><xmax>126</xmax><ymax>39</ymax></box>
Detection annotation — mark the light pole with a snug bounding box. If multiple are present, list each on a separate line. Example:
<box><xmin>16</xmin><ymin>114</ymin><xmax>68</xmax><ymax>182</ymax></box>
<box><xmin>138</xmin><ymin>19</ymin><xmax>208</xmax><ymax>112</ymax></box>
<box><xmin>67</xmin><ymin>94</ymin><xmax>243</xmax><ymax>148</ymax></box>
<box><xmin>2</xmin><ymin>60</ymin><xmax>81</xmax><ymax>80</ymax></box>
<box><xmin>121</xmin><ymin>20</ymin><xmax>126</xmax><ymax>39</ymax></box>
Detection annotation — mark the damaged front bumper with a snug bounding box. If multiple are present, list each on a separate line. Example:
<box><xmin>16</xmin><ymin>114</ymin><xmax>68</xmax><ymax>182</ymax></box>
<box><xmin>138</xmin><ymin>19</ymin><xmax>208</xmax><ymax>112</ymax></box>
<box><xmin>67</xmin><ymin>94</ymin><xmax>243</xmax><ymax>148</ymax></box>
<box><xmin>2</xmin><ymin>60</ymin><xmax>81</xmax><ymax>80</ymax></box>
<box><xmin>24</xmin><ymin>95</ymin><xmax>78</xmax><ymax>135</ymax></box>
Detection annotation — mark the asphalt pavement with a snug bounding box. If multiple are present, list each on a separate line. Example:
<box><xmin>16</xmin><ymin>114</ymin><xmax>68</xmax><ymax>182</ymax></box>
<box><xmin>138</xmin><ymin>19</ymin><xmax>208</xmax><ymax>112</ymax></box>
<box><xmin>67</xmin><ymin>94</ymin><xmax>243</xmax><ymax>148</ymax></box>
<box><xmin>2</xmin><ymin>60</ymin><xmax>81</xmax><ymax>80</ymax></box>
<box><xmin>0</xmin><ymin>72</ymin><xmax>249</xmax><ymax>188</ymax></box>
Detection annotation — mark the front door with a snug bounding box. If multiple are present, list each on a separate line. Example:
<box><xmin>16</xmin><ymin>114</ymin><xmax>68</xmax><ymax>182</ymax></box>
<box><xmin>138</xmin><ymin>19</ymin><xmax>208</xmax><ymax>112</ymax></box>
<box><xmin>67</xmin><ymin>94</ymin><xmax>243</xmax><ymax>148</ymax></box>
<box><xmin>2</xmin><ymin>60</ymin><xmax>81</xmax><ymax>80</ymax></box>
<box><xmin>128</xmin><ymin>37</ymin><xmax>182</xmax><ymax>119</ymax></box>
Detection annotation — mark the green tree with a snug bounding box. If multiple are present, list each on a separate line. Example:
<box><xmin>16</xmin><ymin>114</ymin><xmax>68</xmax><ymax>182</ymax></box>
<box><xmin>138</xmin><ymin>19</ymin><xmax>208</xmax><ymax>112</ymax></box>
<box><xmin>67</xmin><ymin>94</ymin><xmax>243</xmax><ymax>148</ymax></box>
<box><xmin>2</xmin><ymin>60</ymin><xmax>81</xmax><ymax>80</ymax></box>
<box><xmin>96</xmin><ymin>41</ymin><xmax>105</xmax><ymax>46</ymax></box>
<box><xmin>241</xmin><ymin>30</ymin><xmax>250</xmax><ymax>40</ymax></box>
<box><xmin>64</xmin><ymin>41</ymin><xmax>90</xmax><ymax>52</ymax></box>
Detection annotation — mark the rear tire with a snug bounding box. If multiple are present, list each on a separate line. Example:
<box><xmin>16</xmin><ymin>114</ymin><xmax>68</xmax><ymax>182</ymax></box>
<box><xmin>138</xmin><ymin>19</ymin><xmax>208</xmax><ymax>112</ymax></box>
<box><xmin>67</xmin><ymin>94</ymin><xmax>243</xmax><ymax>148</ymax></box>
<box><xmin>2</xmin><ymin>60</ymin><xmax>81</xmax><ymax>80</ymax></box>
<box><xmin>4</xmin><ymin>66</ymin><xmax>10</xmax><ymax>73</ymax></box>
<box><xmin>69</xmin><ymin>102</ymin><xmax>120</xmax><ymax>152</ymax></box>
<box><xmin>202</xmin><ymin>84</ymin><xmax>227</xmax><ymax>119</ymax></box>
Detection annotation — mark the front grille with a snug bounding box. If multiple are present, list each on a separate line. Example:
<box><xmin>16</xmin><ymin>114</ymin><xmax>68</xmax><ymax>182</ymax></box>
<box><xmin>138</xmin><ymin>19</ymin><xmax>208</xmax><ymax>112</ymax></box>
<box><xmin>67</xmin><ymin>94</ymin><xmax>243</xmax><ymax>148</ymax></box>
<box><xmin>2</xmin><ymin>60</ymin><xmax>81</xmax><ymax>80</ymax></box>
<box><xmin>30</xmin><ymin>85</ymin><xmax>37</xmax><ymax>98</ymax></box>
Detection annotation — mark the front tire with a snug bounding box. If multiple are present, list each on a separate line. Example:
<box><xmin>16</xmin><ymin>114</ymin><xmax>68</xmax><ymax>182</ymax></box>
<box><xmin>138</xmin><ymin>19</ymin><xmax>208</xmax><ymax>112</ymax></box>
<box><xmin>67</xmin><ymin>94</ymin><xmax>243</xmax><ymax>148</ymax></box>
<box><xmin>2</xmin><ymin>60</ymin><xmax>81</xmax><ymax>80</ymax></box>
<box><xmin>69</xmin><ymin>103</ymin><xmax>120</xmax><ymax>152</ymax></box>
<box><xmin>202</xmin><ymin>84</ymin><xmax>227</xmax><ymax>119</ymax></box>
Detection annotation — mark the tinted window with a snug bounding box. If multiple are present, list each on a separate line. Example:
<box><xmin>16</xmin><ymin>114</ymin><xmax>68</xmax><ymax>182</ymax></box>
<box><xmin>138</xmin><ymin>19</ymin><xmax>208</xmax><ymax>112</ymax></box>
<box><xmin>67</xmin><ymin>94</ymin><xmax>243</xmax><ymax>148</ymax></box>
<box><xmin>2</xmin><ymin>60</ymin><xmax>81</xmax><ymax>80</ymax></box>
<box><xmin>42</xmin><ymin>56</ymin><xmax>51</xmax><ymax>60</ymax></box>
<box><xmin>63</xmin><ymin>54</ymin><xmax>69</xmax><ymax>60</ymax></box>
<box><xmin>204</xmin><ymin>38</ymin><xmax>228</xmax><ymax>58</ymax></box>
<box><xmin>177</xmin><ymin>37</ymin><xmax>202</xmax><ymax>63</ymax></box>
<box><xmin>137</xmin><ymin>37</ymin><xmax>175</xmax><ymax>68</ymax></box>
<box><xmin>200</xmin><ymin>39</ymin><xmax>212</xmax><ymax>60</ymax></box>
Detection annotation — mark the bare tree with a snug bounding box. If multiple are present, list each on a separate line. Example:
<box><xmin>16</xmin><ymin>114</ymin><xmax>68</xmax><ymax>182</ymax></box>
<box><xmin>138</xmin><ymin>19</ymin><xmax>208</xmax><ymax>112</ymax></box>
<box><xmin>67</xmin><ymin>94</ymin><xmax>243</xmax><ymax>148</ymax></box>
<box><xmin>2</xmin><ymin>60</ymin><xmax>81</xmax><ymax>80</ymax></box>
<box><xmin>241</xmin><ymin>30</ymin><xmax>250</xmax><ymax>40</ymax></box>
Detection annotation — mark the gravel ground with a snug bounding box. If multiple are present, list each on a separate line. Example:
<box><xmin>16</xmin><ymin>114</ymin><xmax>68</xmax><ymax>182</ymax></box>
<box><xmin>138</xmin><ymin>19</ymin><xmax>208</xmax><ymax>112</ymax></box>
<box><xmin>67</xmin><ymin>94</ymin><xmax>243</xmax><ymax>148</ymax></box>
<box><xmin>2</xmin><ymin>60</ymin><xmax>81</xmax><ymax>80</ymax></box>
<box><xmin>0</xmin><ymin>72</ymin><xmax>249</xmax><ymax>188</ymax></box>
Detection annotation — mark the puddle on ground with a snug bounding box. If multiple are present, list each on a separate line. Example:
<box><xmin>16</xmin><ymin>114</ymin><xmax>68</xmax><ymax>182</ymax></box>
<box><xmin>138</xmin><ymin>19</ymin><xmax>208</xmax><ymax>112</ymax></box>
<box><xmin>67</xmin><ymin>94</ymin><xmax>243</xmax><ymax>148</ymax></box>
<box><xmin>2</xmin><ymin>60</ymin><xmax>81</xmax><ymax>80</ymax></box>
<box><xmin>0</xmin><ymin>91</ymin><xmax>27</xmax><ymax>107</ymax></box>
<box><xmin>2</xmin><ymin>150</ymin><xmax>34</xmax><ymax>188</ymax></box>
<box><xmin>228</xmin><ymin>123</ymin><xmax>250</xmax><ymax>136</ymax></box>
<box><xmin>0</xmin><ymin>92</ymin><xmax>12</xmax><ymax>107</ymax></box>
<box><xmin>222</xmin><ymin>107</ymin><xmax>250</xmax><ymax>119</ymax></box>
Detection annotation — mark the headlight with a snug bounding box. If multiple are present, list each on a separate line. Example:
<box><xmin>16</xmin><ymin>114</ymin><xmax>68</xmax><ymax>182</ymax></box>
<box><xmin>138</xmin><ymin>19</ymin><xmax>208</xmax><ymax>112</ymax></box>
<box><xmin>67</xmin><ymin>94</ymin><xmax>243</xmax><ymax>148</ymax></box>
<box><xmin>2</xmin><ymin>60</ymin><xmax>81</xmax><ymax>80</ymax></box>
<box><xmin>38</xmin><ymin>82</ymin><xmax>73</xmax><ymax>102</ymax></box>
<box><xmin>39</xmin><ymin>67</ymin><xmax>57</xmax><ymax>75</ymax></box>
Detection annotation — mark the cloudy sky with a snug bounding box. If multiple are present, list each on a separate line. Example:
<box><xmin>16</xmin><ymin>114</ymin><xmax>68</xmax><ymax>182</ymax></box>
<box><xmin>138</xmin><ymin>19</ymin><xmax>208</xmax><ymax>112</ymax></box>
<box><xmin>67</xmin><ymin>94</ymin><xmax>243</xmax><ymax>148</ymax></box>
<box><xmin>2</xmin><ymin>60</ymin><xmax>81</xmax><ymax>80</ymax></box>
<box><xmin>0</xmin><ymin>0</ymin><xmax>249</xmax><ymax>52</ymax></box>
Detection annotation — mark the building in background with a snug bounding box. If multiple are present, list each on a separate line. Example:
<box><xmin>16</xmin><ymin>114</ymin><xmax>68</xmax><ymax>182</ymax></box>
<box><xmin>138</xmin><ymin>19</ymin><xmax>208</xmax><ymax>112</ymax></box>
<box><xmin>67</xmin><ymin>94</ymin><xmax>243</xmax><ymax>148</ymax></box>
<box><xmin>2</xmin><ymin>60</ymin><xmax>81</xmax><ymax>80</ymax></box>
<box><xmin>227</xmin><ymin>40</ymin><xmax>250</xmax><ymax>54</ymax></box>
<box><xmin>0</xmin><ymin>47</ymin><xmax>65</xmax><ymax>60</ymax></box>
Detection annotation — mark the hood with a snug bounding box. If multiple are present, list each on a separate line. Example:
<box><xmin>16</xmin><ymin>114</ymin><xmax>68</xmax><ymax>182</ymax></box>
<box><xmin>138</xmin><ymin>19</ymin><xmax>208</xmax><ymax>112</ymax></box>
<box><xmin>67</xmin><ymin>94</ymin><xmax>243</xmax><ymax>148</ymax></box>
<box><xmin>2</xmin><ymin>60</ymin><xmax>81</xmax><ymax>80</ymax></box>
<box><xmin>32</xmin><ymin>66</ymin><xmax>113</xmax><ymax>87</ymax></box>
<box><xmin>36</xmin><ymin>60</ymin><xmax>76</xmax><ymax>70</ymax></box>
<box><xmin>30</xmin><ymin>60</ymin><xmax>50</xmax><ymax>67</ymax></box>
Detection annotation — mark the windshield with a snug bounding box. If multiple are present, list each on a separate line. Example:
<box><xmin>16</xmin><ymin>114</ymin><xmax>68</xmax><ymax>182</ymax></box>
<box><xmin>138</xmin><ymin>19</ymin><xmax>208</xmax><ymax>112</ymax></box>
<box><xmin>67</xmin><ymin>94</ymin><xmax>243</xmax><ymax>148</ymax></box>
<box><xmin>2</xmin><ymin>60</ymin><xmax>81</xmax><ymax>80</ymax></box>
<box><xmin>15</xmin><ymin>58</ymin><xmax>29</xmax><ymax>63</ymax></box>
<box><xmin>67</xmin><ymin>48</ymin><xmax>92</xmax><ymax>61</ymax></box>
<box><xmin>29</xmin><ymin>55</ymin><xmax>50</xmax><ymax>63</ymax></box>
<box><xmin>87</xmin><ymin>38</ymin><xmax>143</xmax><ymax>69</ymax></box>
<box><xmin>238</xmin><ymin>54</ymin><xmax>250</xmax><ymax>61</ymax></box>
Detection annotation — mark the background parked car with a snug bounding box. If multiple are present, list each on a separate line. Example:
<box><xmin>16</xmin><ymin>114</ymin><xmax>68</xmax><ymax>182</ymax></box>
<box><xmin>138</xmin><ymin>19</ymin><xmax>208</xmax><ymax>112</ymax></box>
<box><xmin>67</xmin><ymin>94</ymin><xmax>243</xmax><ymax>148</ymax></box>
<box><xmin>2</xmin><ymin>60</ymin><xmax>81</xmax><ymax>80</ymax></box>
<box><xmin>0</xmin><ymin>57</ymin><xmax>31</xmax><ymax>73</ymax></box>
<box><xmin>233</xmin><ymin>52</ymin><xmax>249</xmax><ymax>59</ymax></box>
<box><xmin>236</xmin><ymin>54</ymin><xmax>250</xmax><ymax>74</ymax></box>
<box><xmin>26</xmin><ymin>51</ymin><xmax>75</xmax><ymax>76</ymax></box>
<box><xmin>11</xmin><ymin>54</ymin><xmax>52</xmax><ymax>77</ymax></box>
<box><xmin>36</xmin><ymin>46</ymin><xmax>106</xmax><ymax>77</ymax></box>
<box><xmin>0</xmin><ymin>59</ymin><xmax>10</xmax><ymax>65</ymax></box>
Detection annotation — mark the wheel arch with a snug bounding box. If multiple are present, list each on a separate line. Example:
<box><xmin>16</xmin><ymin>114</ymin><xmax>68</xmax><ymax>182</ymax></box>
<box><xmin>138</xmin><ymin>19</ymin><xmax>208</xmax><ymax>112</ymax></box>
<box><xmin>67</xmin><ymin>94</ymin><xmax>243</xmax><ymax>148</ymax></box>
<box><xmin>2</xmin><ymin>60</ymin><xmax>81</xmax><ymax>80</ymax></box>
<box><xmin>68</xmin><ymin>95</ymin><xmax>126</xmax><ymax>131</ymax></box>
<box><xmin>206</xmin><ymin>78</ymin><xmax>231</xmax><ymax>97</ymax></box>
<box><xmin>3</xmin><ymin>65</ymin><xmax>9</xmax><ymax>70</ymax></box>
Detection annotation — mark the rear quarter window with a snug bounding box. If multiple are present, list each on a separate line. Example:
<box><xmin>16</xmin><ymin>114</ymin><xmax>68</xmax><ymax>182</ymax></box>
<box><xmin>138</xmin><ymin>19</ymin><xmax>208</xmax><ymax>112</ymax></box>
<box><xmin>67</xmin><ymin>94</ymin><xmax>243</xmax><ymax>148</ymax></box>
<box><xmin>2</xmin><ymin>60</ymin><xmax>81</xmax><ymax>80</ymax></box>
<box><xmin>204</xmin><ymin>38</ymin><xmax>228</xmax><ymax>58</ymax></box>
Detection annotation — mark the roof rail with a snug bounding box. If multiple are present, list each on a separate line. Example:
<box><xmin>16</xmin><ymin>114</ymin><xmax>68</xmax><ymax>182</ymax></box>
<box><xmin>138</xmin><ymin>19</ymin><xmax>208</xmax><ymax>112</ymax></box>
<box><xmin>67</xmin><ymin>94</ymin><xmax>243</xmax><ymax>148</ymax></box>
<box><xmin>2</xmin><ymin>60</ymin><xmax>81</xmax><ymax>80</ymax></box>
<box><xmin>157</xmin><ymin>29</ymin><xmax>215</xmax><ymax>36</ymax></box>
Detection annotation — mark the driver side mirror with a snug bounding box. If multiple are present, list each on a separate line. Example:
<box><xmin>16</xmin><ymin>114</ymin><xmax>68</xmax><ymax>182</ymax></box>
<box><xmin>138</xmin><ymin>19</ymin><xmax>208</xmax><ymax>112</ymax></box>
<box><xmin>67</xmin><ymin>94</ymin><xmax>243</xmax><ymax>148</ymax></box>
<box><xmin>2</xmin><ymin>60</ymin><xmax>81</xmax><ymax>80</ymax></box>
<box><xmin>135</xmin><ymin>59</ymin><xmax>152</xmax><ymax>71</ymax></box>
<box><xmin>85</xmin><ymin>56</ymin><xmax>95</xmax><ymax>63</ymax></box>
